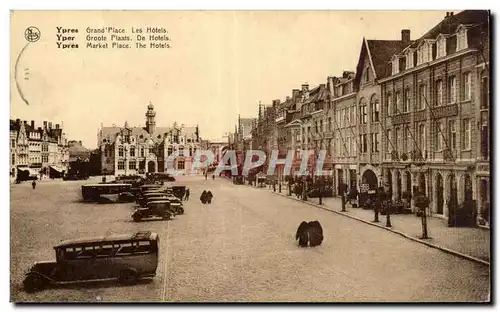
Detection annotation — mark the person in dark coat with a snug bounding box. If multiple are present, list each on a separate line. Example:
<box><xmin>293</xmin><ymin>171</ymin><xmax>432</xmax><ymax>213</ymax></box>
<box><xmin>185</xmin><ymin>188</ymin><xmax>190</xmax><ymax>201</ymax></box>
<box><xmin>296</xmin><ymin>221</ymin><xmax>309</xmax><ymax>247</ymax></box>
<box><xmin>200</xmin><ymin>190</ymin><xmax>208</xmax><ymax>204</ymax></box>
<box><xmin>31</xmin><ymin>180</ymin><xmax>36</xmax><ymax>190</ymax></box>
<box><xmin>308</xmin><ymin>221</ymin><xmax>324</xmax><ymax>247</ymax></box>
<box><xmin>206</xmin><ymin>191</ymin><xmax>213</xmax><ymax>204</ymax></box>
<box><xmin>212</xmin><ymin>174</ymin><xmax>215</xmax><ymax>180</ymax></box>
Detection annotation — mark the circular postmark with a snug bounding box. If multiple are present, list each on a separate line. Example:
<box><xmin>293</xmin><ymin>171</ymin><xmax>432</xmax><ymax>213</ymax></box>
<box><xmin>24</xmin><ymin>26</ymin><xmax>40</xmax><ymax>42</ymax></box>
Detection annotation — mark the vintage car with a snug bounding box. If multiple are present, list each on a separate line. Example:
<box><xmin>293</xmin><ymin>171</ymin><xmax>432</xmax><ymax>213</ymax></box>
<box><xmin>137</xmin><ymin>192</ymin><xmax>167</xmax><ymax>207</ymax></box>
<box><xmin>23</xmin><ymin>232</ymin><xmax>159</xmax><ymax>292</ymax></box>
<box><xmin>140</xmin><ymin>195</ymin><xmax>168</xmax><ymax>207</ymax></box>
<box><xmin>171</xmin><ymin>186</ymin><xmax>187</xmax><ymax>200</ymax></box>
<box><xmin>132</xmin><ymin>200</ymin><xmax>172</xmax><ymax>222</ymax></box>
<box><xmin>166</xmin><ymin>196</ymin><xmax>184</xmax><ymax>215</ymax></box>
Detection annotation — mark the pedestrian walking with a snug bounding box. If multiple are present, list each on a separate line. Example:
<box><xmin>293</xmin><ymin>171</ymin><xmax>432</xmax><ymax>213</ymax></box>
<box><xmin>185</xmin><ymin>188</ymin><xmax>190</xmax><ymax>201</ymax></box>
<box><xmin>31</xmin><ymin>180</ymin><xmax>36</xmax><ymax>190</ymax></box>
<box><xmin>212</xmin><ymin>174</ymin><xmax>215</xmax><ymax>180</ymax></box>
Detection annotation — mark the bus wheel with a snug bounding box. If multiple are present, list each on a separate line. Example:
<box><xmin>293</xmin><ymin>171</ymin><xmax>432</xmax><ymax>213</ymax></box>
<box><xmin>132</xmin><ymin>214</ymin><xmax>142</xmax><ymax>222</ymax></box>
<box><xmin>178</xmin><ymin>208</ymin><xmax>184</xmax><ymax>215</ymax></box>
<box><xmin>23</xmin><ymin>274</ymin><xmax>46</xmax><ymax>293</ymax></box>
<box><xmin>119</xmin><ymin>269</ymin><xmax>138</xmax><ymax>284</ymax></box>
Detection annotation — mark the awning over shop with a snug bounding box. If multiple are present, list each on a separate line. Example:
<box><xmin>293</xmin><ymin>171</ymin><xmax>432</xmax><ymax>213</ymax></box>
<box><xmin>19</xmin><ymin>168</ymin><xmax>39</xmax><ymax>177</ymax></box>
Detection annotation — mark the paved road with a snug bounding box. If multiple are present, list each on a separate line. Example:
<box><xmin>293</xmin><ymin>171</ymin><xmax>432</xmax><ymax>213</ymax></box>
<box><xmin>11</xmin><ymin>176</ymin><xmax>490</xmax><ymax>302</ymax></box>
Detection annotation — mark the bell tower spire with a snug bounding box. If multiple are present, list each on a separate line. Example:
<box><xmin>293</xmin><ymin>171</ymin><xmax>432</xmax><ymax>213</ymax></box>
<box><xmin>146</xmin><ymin>101</ymin><xmax>156</xmax><ymax>134</ymax></box>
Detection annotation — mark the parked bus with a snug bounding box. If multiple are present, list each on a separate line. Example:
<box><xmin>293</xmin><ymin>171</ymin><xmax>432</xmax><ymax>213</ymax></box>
<box><xmin>23</xmin><ymin>231</ymin><xmax>159</xmax><ymax>292</ymax></box>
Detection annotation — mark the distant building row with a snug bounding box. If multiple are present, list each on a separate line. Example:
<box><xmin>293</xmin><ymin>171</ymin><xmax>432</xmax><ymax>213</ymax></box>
<box><xmin>9</xmin><ymin>119</ymin><xmax>70</xmax><ymax>179</ymax></box>
<box><xmin>232</xmin><ymin>11</ymin><xmax>490</xmax><ymax>227</ymax></box>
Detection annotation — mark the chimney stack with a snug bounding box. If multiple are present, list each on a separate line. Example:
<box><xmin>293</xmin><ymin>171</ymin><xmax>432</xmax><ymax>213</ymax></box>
<box><xmin>48</xmin><ymin>122</ymin><xmax>52</xmax><ymax>129</ymax></box>
<box><xmin>43</xmin><ymin>121</ymin><xmax>47</xmax><ymax>129</ymax></box>
<box><xmin>401</xmin><ymin>29</ymin><xmax>411</xmax><ymax>48</ymax></box>
<box><xmin>301</xmin><ymin>84</ymin><xmax>309</xmax><ymax>92</ymax></box>
<box><xmin>56</xmin><ymin>124</ymin><xmax>60</xmax><ymax>129</ymax></box>
<box><xmin>292</xmin><ymin>89</ymin><xmax>300</xmax><ymax>100</ymax></box>
<box><xmin>286</xmin><ymin>96</ymin><xmax>291</xmax><ymax>101</ymax></box>
<box><xmin>31</xmin><ymin>120</ymin><xmax>35</xmax><ymax>128</ymax></box>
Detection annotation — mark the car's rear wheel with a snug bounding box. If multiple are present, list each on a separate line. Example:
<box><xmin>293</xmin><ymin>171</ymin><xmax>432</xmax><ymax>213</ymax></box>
<box><xmin>23</xmin><ymin>274</ymin><xmax>46</xmax><ymax>293</ymax></box>
<box><xmin>178</xmin><ymin>208</ymin><xmax>184</xmax><ymax>215</ymax></box>
<box><xmin>162</xmin><ymin>212</ymin><xmax>171</xmax><ymax>220</ymax></box>
<box><xmin>118</xmin><ymin>269</ymin><xmax>138</xmax><ymax>284</ymax></box>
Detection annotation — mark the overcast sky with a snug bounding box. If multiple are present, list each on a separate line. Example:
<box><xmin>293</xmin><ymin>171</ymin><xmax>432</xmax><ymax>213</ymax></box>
<box><xmin>10</xmin><ymin>11</ymin><xmax>451</xmax><ymax>148</ymax></box>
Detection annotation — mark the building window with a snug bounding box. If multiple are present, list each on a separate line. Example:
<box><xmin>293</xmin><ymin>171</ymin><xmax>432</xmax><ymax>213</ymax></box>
<box><xmin>462</xmin><ymin>119</ymin><xmax>471</xmax><ymax>150</ymax></box>
<box><xmin>118</xmin><ymin>146</ymin><xmax>124</xmax><ymax>157</ymax></box>
<box><xmin>189</xmin><ymin>147</ymin><xmax>193</xmax><ymax>156</ymax></box>
<box><xmin>403</xmin><ymin>127</ymin><xmax>408</xmax><ymax>153</ymax></box>
<box><xmin>320</xmin><ymin>120</ymin><xmax>324</xmax><ymax>132</ymax></box>
<box><xmin>463</xmin><ymin>72</ymin><xmax>471</xmax><ymax>101</ymax></box>
<box><xmin>395</xmin><ymin>92</ymin><xmax>401</xmax><ymax>114</ymax></box>
<box><xmin>11</xmin><ymin>154</ymin><xmax>15</xmax><ymax>164</ymax></box>
<box><xmin>359</xmin><ymin>105</ymin><xmax>367</xmax><ymax>124</ymax></box>
<box><xmin>457</xmin><ymin>27</ymin><xmax>468</xmax><ymax>50</ymax></box>
<box><xmin>418</xmin><ymin>123</ymin><xmax>426</xmax><ymax>151</ymax></box>
<box><xmin>365</xmin><ymin>68</ymin><xmax>370</xmax><ymax>82</ymax></box>
<box><xmin>149</xmin><ymin>147</ymin><xmax>154</xmax><ymax>154</ymax></box>
<box><xmin>129</xmin><ymin>161</ymin><xmax>136</xmax><ymax>170</ymax></box>
<box><xmin>140</xmin><ymin>147</ymin><xmax>145</xmax><ymax>157</ymax></box>
<box><xmin>404</xmin><ymin>89</ymin><xmax>411</xmax><ymax>112</ymax></box>
<box><xmin>436</xmin><ymin>80</ymin><xmax>443</xmax><ymax>106</ymax></box>
<box><xmin>386</xmin><ymin>93</ymin><xmax>392</xmax><ymax>116</ymax></box>
<box><xmin>391</xmin><ymin>56</ymin><xmax>399</xmax><ymax>75</ymax></box>
<box><xmin>481</xmin><ymin>75</ymin><xmax>489</xmax><ymax>109</ymax></box>
<box><xmin>11</xmin><ymin>139</ymin><xmax>15</xmax><ymax>148</ymax></box>
<box><xmin>386</xmin><ymin>129</ymin><xmax>392</xmax><ymax>153</ymax></box>
<box><xmin>371</xmin><ymin>98</ymin><xmax>380</xmax><ymax>122</ymax></box>
<box><xmin>346</xmin><ymin>136</ymin><xmax>351</xmax><ymax>156</ymax></box>
<box><xmin>179</xmin><ymin>146</ymin><xmax>184</xmax><ymax>157</ymax></box>
<box><xmin>118</xmin><ymin>161</ymin><xmax>125</xmax><ymax>170</ymax></box>
<box><xmin>328</xmin><ymin>117</ymin><xmax>332</xmax><ymax>131</ymax></box>
<box><xmin>359</xmin><ymin>134</ymin><xmax>367</xmax><ymax>153</ymax></box>
<box><xmin>406</xmin><ymin>51</ymin><xmax>413</xmax><ymax>69</ymax></box>
<box><xmin>449</xmin><ymin>120</ymin><xmax>456</xmax><ymax>151</ymax></box>
<box><xmin>436</xmin><ymin>121</ymin><xmax>443</xmax><ymax>151</ymax></box>
<box><xmin>371</xmin><ymin>132</ymin><xmax>379</xmax><ymax>153</ymax></box>
<box><xmin>129</xmin><ymin>146</ymin><xmax>135</xmax><ymax>157</ymax></box>
<box><xmin>418</xmin><ymin>84</ymin><xmax>426</xmax><ymax>110</ymax></box>
<box><xmin>448</xmin><ymin>76</ymin><xmax>456</xmax><ymax>103</ymax></box>
<box><xmin>437</xmin><ymin>35</ymin><xmax>446</xmax><ymax>58</ymax></box>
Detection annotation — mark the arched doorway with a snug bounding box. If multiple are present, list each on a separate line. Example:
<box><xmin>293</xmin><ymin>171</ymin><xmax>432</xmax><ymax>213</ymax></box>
<box><xmin>436</xmin><ymin>173</ymin><xmax>444</xmax><ymax>214</ymax></box>
<box><xmin>396</xmin><ymin>170</ymin><xmax>402</xmax><ymax>200</ymax></box>
<box><xmin>404</xmin><ymin>171</ymin><xmax>411</xmax><ymax>195</ymax></box>
<box><xmin>362</xmin><ymin>169</ymin><xmax>378</xmax><ymax>190</ymax></box>
<box><xmin>448</xmin><ymin>173</ymin><xmax>458</xmax><ymax>209</ymax></box>
<box><xmin>418</xmin><ymin>172</ymin><xmax>426</xmax><ymax>195</ymax></box>
<box><xmin>147</xmin><ymin>161</ymin><xmax>156</xmax><ymax>173</ymax></box>
<box><xmin>464</xmin><ymin>173</ymin><xmax>473</xmax><ymax>201</ymax></box>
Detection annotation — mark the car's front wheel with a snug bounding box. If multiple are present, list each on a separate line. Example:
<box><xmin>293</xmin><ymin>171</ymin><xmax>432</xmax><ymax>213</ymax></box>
<box><xmin>23</xmin><ymin>273</ymin><xmax>46</xmax><ymax>293</ymax></box>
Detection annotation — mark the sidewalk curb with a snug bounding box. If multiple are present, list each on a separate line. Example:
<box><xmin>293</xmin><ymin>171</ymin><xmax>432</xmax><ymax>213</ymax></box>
<box><xmin>265</xmin><ymin>188</ymin><xmax>490</xmax><ymax>267</ymax></box>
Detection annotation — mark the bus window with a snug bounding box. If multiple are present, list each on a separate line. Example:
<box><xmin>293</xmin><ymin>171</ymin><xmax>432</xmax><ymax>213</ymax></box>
<box><xmin>96</xmin><ymin>244</ymin><xmax>116</xmax><ymax>257</ymax></box>
<box><xmin>135</xmin><ymin>241</ymin><xmax>152</xmax><ymax>254</ymax></box>
<box><xmin>116</xmin><ymin>242</ymin><xmax>135</xmax><ymax>256</ymax></box>
<box><xmin>76</xmin><ymin>246</ymin><xmax>95</xmax><ymax>259</ymax></box>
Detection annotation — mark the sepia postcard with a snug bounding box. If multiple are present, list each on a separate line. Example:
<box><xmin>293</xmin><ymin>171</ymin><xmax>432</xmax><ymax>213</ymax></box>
<box><xmin>10</xmin><ymin>10</ymin><xmax>491</xmax><ymax>303</ymax></box>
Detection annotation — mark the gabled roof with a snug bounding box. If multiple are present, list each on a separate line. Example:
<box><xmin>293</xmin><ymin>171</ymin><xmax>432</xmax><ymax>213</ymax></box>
<box><xmin>354</xmin><ymin>38</ymin><xmax>404</xmax><ymax>85</ymax></box>
<box><xmin>305</xmin><ymin>84</ymin><xmax>328</xmax><ymax>104</ymax></box>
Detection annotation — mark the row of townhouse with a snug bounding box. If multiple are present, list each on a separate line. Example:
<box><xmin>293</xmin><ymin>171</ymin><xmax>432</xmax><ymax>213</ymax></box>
<box><xmin>235</xmin><ymin>10</ymin><xmax>490</xmax><ymax>227</ymax></box>
<box><xmin>10</xmin><ymin>119</ymin><xmax>70</xmax><ymax>179</ymax></box>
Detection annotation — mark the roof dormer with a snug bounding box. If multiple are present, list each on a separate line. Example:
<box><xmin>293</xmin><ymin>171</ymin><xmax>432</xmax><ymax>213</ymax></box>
<box><xmin>391</xmin><ymin>54</ymin><xmax>399</xmax><ymax>75</ymax></box>
<box><xmin>436</xmin><ymin>33</ymin><xmax>448</xmax><ymax>58</ymax></box>
<box><xmin>455</xmin><ymin>24</ymin><xmax>469</xmax><ymax>51</ymax></box>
